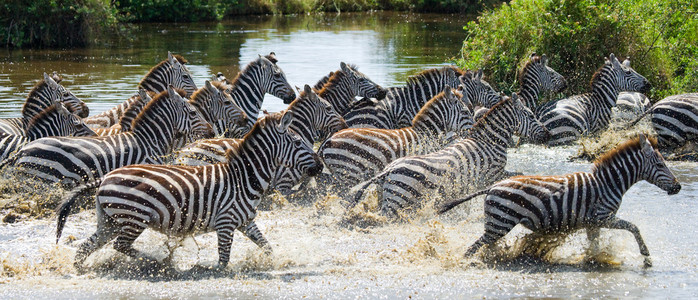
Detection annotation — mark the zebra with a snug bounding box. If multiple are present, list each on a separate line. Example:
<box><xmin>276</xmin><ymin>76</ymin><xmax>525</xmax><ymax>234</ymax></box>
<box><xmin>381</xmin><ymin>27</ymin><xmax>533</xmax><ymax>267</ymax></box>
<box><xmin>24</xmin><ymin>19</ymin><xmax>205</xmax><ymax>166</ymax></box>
<box><xmin>0</xmin><ymin>73</ymin><xmax>89</xmax><ymax>136</ymax></box>
<box><xmin>184</xmin><ymin>80</ymin><xmax>247</xmax><ymax>138</ymax></box>
<box><xmin>343</xmin><ymin>67</ymin><xmax>498</xmax><ymax>129</ymax></box>
<box><xmin>627</xmin><ymin>93</ymin><xmax>698</xmax><ymax>152</ymax></box>
<box><xmin>173</xmin><ymin>84</ymin><xmax>347</xmax><ymax>195</ymax></box>
<box><xmin>438</xmin><ymin>135</ymin><xmax>681</xmax><ymax>267</ymax></box>
<box><xmin>537</xmin><ymin>54</ymin><xmax>650</xmax><ymax>146</ymax></box>
<box><xmin>517</xmin><ymin>53</ymin><xmax>567</xmax><ymax>110</ymax></box>
<box><xmin>350</xmin><ymin>93</ymin><xmax>550</xmax><ymax>219</ymax></box>
<box><xmin>306</xmin><ymin>63</ymin><xmax>386</xmax><ymax>116</ymax></box>
<box><xmin>83</xmin><ymin>52</ymin><xmax>197</xmax><ymax>128</ymax></box>
<box><xmin>56</xmin><ymin>110</ymin><xmax>323</xmax><ymax>270</ymax></box>
<box><xmin>0</xmin><ymin>85</ymin><xmax>214</xmax><ymax>191</ymax></box>
<box><xmin>0</xmin><ymin>101</ymin><xmax>96</xmax><ymax>161</ymax></box>
<box><xmin>224</xmin><ymin>53</ymin><xmax>296</xmax><ymax>138</ymax></box>
<box><xmin>318</xmin><ymin>85</ymin><xmax>473</xmax><ymax>192</ymax></box>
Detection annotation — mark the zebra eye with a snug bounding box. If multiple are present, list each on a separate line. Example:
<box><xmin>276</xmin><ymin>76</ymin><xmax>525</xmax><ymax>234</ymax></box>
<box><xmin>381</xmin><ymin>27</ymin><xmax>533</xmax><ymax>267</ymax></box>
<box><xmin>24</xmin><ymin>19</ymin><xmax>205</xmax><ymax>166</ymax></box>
<box><xmin>183</xmin><ymin>74</ymin><xmax>190</xmax><ymax>79</ymax></box>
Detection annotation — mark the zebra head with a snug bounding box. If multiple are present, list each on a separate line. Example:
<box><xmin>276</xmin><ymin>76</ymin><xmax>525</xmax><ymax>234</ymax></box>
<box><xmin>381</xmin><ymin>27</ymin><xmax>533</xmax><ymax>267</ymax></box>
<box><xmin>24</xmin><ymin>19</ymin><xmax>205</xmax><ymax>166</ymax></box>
<box><xmin>459</xmin><ymin>69</ymin><xmax>500</xmax><ymax>109</ymax></box>
<box><xmin>258</xmin><ymin>53</ymin><xmax>296</xmax><ymax>104</ymax></box>
<box><xmin>520</xmin><ymin>54</ymin><xmax>567</xmax><ymax>103</ymax></box>
<box><xmin>140</xmin><ymin>52</ymin><xmax>197</xmax><ymax>98</ymax></box>
<box><xmin>167</xmin><ymin>85</ymin><xmax>215</xmax><ymax>142</ymax></box>
<box><xmin>509</xmin><ymin>93</ymin><xmax>551</xmax><ymax>144</ymax></box>
<box><xmin>636</xmin><ymin>134</ymin><xmax>681</xmax><ymax>195</ymax></box>
<box><xmin>599</xmin><ymin>54</ymin><xmax>651</xmax><ymax>105</ymax></box>
<box><xmin>25</xmin><ymin>100</ymin><xmax>96</xmax><ymax>140</ymax></box>
<box><xmin>339</xmin><ymin>62</ymin><xmax>387</xmax><ymax>100</ymax></box>
<box><xmin>297</xmin><ymin>84</ymin><xmax>348</xmax><ymax>142</ymax></box>
<box><xmin>192</xmin><ymin>80</ymin><xmax>248</xmax><ymax>138</ymax></box>
<box><xmin>264</xmin><ymin>110</ymin><xmax>323</xmax><ymax>177</ymax></box>
<box><xmin>42</xmin><ymin>73</ymin><xmax>90</xmax><ymax>118</ymax></box>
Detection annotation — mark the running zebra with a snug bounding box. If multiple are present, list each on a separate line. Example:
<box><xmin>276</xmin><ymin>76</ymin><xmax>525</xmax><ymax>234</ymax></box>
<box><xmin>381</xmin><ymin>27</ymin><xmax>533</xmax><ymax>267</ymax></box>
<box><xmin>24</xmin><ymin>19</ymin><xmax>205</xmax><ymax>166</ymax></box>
<box><xmin>0</xmin><ymin>101</ymin><xmax>96</xmax><ymax>161</ymax></box>
<box><xmin>537</xmin><ymin>54</ymin><xmax>650</xmax><ymax>146</ymax></box>
<box><xmin>350</xmin><ymin>93</ymin><xmax>550</xmax><ymax>219</ymax></box>
<box><xmin>343</xmin><ymin>67</ymin><xmax>497</xmax><ymax>129</ymax></box>
<box><xmin>83</xmin><ymin>52</ymin><xmax>197</xmax><ymax>128</ymax></box>
<box><xmin>173</xmin><ymin>84</ymin><xmax>346</xmax><ymax>195</ymax></box>
<box><xmin>318</xmin><ymin>86</ymin><xmax>473</xmax><ymax>191</ymax></box>
<box><xmin>0</xmin><ymin>73</ymin><xmax>89</xmax><ymax>136</ymax></box>
<box><xmin>224</xmin><ymin>53</ymin><xmax>296</xmax><ymax>137</ymax></box>
<box><xmin>438</xmin><ymin>135</ymin><xmax>681</xmax><ymax>267</ymax></box>
<box><xmin>56</xmin><ymin>111</ymin><xmax>323</xmax><ymax>270</ymax></box>
<box><xmin>0</xmin><ymin>86</ymin><xmax>214</xmax><ymax>190</ymax></box>
<box><xmin>307</xmin><ymin>63</ymin><xmax>386</xmax><ymax>116</ymax></box>
<box><xmin>517</xmin><ymin>53</ymin><xmax>567</xmax><ymax>110</ymax></box>
<box><xmin>628</xmin><ymin>93</ymin><xmax>698</xmax><ymax>152</ymax></box>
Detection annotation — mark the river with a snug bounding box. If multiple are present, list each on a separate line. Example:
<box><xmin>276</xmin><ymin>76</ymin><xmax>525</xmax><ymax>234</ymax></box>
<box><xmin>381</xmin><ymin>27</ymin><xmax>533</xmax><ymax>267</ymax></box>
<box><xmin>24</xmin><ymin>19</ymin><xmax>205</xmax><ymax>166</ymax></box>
<box><xmin>0</xmin><ymin>12</ymin><xmax>697</xmax><ymax>299</ymax></box>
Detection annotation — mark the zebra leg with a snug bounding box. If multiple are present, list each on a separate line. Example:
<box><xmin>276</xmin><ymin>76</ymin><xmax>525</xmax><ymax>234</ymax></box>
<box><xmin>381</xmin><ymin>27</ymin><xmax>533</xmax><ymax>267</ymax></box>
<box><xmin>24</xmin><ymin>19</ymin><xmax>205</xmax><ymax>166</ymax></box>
<box><xmin>215</xmin><ymin>227</ymin><xmax>235</xmax><ymax>269</ymax></box>
<box><xmin>74</xmin><ymin>205</ymin><xmax>119</xmax><ymax>271</ymax></box>
<box><xmin>112</xmin><ymin>223</ymin><xmax>153</xmax><ymax>263</ymax></box>
<box><xmin>601</xmin><ymin>218</ymin><xmax>652</xmax><ymax>268</ymax></box>
<box><xmin>586</xmin><ymin>227</ymin><xmax>601</xmax><ymax>254</ymax></box>
<box><xmin>238</xmin><ymin>221</ymin><xmax>272</xmax><ymax>254</ymax></box>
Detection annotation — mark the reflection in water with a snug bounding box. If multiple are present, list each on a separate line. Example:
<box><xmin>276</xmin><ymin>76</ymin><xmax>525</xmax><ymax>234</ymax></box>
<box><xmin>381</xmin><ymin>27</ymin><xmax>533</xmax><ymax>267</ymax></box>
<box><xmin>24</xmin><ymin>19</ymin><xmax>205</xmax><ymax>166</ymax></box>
<box><xmin>0</xmin><ymin>12</ymin><xmax>466</xmax><ymax>117</ymax></box>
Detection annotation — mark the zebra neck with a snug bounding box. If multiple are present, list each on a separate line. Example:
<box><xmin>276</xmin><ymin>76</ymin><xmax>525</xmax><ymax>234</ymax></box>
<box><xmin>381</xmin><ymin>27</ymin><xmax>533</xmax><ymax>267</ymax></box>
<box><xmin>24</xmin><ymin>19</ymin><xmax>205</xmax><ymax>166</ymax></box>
<box><xmin>230</xmin><ymin>73</ymin><xmax>265</xmax><ymax>122</ymax></box>
<box><xmin>131</xmin><ymin>111</ymin><xmax>178</xmax><ymax>157</ymax></box>
<box><xmin>189</xmin><ymin>97</ymin><xmax>216</xmax><ymax>133</ymax></box>
<box><xmin>318</xmin><ymin>81</ymin><xmax>354</xmax><ymax>115</ymax></box>
<box><xmin>288</xmin><ymin>108</ymin><xmax>318</xmax><ymax>144</ymax></box>
<box><xmin>22</xmin><ymin>88</ymin><xmax>55</xmax><ymax>123</ymax></box>
<box><xmin>588</xmin><ymin>71</ymin><xmax>619</xmax><ymax>109</ymax></box>
<box><xmin>591</xmin><ymin>159</ymin><xmax>640</xmax><ymax>217</ymax></box>
<box><xmin>468</xmin><ymin>106</ymin><xmax>514</xmax><ymax>146</ymax></box>
<box><xmin>229</xmin><ymin>143</ymin><xmax>276</xmax><ymax>196</ymax></box>
<box><xmin>139</xmin><ymin>63</ymin><xmax>173</xmax><ymax>94</ymax></box>
<box><xmin>517</xmin><ymin>81</ymin><xmax>540</xmax><ymax>109</ymax></box>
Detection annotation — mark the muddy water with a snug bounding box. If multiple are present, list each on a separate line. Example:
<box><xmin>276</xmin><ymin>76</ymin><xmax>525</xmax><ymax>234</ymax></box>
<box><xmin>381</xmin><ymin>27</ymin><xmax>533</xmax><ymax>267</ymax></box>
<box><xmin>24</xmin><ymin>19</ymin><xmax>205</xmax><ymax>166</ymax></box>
<box><xmin>1</xmin><ymin>12</ymin><xmax>698</xmax><ymax>299</ymax></box>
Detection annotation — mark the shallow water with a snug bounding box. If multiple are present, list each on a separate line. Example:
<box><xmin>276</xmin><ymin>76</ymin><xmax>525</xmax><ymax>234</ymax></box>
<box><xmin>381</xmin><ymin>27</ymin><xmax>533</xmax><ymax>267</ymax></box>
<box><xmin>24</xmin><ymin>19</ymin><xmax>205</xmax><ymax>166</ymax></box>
<box><xmin>1</xmin><ymin>12</ymin><xmax>698</xmax><ymax>299</ymax></box>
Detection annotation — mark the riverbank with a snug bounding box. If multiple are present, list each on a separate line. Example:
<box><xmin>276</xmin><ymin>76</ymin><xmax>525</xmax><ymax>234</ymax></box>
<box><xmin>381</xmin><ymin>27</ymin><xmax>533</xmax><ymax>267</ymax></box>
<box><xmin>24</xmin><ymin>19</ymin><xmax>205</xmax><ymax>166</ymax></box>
<box><xmin>1</xmin><ymin>0</ymin><xmax>500</xmax><ymax>48</ymax></box>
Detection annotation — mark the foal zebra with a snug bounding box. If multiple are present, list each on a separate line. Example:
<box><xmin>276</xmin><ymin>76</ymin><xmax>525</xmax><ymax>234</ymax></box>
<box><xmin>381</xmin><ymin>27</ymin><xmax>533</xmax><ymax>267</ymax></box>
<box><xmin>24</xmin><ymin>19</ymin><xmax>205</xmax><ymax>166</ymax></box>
<box><xmin>1</xmin><ymin>86</ymin><xmax>214</xmax><ymax>190</ymax></box>
<box><xmin>173</xmin><ymin>84</ymin><xmax>346</xmax><ymax>195</ymax></box>
<box><xmin>351</xmin><ymin>93</ymin><xmax>550</xmax><ymax>219</ymax></box>
<box><xmin>57</xmin><ymin>111</ymin><xmax>323</xmax><ymax>270</ymax></box>
<box><xmin>0</xmin><ymin>101</ymin><xmax>96</xmax><ymax>161</ymax></box>
<box><xmin>0</xmin><ymin>73</ymin><xmax>89</xmax><ymax>136</ymax></box>
<box><xmin>83</xmin><ymin>52</ymin><xmax>197</xmax><ymax>128</ymax></box>
<box><xmin>343</xmin><ymin>67</ymin><xmax>497</xmax><ymax>129</ymax></box>
<box><xmin>438</xmin><ymin>135</ymin><xmax>681</xmax><ymax>267</ymax></box>
<box><xmin>318</xmin><ymin>86</ymin><xmax>472</xmax><ymax>191</ymax></box>
<box><xmin>628</xmin><ymin>93</ymin><xmax>698</xmax><ymax>152</ymax></box>
<box><xmin>307</xmin><ymin>63</ymin><xmax>386</xmax><ymax>116</ymax></box>
<box><xmin>537</xmin><ymin>54</ymin><xmax>650</xmax><ymax>145</ymax></box>
<box><xmin>224</xmin><ymin>53</ymin><xmax>296</xmax><ymax>137</ymax></box>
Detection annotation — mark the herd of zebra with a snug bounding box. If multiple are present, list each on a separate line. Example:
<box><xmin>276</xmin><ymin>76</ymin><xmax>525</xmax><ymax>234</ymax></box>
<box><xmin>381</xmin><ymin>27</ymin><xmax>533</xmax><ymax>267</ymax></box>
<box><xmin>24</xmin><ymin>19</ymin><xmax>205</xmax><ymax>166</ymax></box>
<box><xmin>0</xmin><ymin>50</ymin><xmax>692</xmax><ymax>270</ymax></box>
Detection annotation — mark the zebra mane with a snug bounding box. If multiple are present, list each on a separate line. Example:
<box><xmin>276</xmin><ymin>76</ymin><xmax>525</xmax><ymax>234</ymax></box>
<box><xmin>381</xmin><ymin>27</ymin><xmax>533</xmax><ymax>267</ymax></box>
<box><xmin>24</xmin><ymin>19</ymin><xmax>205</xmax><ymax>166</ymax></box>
<box><xmin>26</xmin><ymin>102</ymin><xmax>63</xmax><ymax>129</ymax></box>
<box><xmin>411</xmin><ymin>89</ymin><xmax>462</xmax><ymax>126</ymax></box>
<box><xmin>131</xmin><ymin>88</ymin><xmax>187</xmax><ymax>129</ymax></box>
<box><xmin>589</xmin><ymin>60</ymin><xmax>612</xmax><ymax>90</ymax></box>
<box><xmin>140</xmin><ymin>55</ymin><xmax>188</xmax><ymax>85</ymax></box>
<box><xmin>469</xmin><ymin>95</ymin><xmax>509</xmax><ymax>129</ymax></box>
<box><xmin>405</xmin><ymin>66</ymin><xmax>463</xmax><ymax>89</ymax></box>
<box><xmin>518</xmin><ymin>55</ymin><xmax>543</xmax><ymax>83</ymax></box>
<box><xmin>228</xmin><ymin>56</ymin><xmax>272</xmax><ymax>91</ymax></box>
<box><xmin>311</xmin><ymin>69</ymin><xmax>348</xmax><ymax>97</ymax></box>
<box><xmin>21</xmin><ymin>79</ymin><xmax>52</xmax><ymax>116</ymax></box>
<box><xmin>592</xmin><ymin>135</ymin><xmax>658</xmax><ymax>172</ymax></box>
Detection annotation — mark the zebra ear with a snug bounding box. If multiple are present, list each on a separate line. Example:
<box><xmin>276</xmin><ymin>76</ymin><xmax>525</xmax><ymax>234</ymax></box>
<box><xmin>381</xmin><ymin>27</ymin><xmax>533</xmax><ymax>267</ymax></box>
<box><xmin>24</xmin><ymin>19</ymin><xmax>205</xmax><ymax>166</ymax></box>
<box><xmin>510</xmin><ymin>93</ymin><xmax>523</xmax><ymax>107</ymax></box>
<box><xmin>530</xmin><ymin>52</ymin><xmax>537</xmax><ymax>59</ymax></box>
<box><xmin>476</xmin><ymin>69</ymin><xmax>483</xmax><ymax>80</ymax></box>
<box><xmin>541</xmin><ymin>54</ymin><xmax>548</xmax><ymax>66</ymax></box>
<box><xmin>204</xmin><ymin>80</ymin><xmax>216</xmax><ymax>93</ymax></box>
<box><xmin>340</xmin><ymin>62</ymin><xmax>350</xmax><ymax>73</ymax></box>
<box><xmin>443</xmin><ymin>85</ymin><xmax>453</xmax><ymax>98</ymax></box>
<box><xmin>167</xmin><ymin>85</ymin><xmax>178</xmax><ymax>99</ymax></box>
<box><xmin>623</xmin><ymin>57</ymin><xmax>631</xmax><ymax>68</ymax></box>
<box><xmin>461</xmin><ymin>70</ymin><xmax>473</xmax><ymax>82</ymax></box>
<box><xmin>639</xmin><ymin>134</ymin><xmax>653</xmax><ymax>152</ymax></box>
<box><xmin>278</xmin><ymin>110</ymin><xmax>294</xmax><ymax>132</ymax></box>
<box><xmin>609</xmin><ymin>53</ymin><xmax>621</xmax><ymax>68</ymax></box>
<box><xmin>303</xmin><ymin>84</ymin><xmax>314</xmax><ymax>99</ymax></box>
<box><xmin>43</xmin><ymin>72</ymin><xmax>59</xmax><ymax>90</ymax></box>
<box><xmin>168</xmin><ymin>51</ymin><xmax>178</xmax><ymax>65</ymax></box>
<box><xmin>137</xmin><ymin>88</ymin><xmax>148</xmax><ymax>101</ymax></box>
<box><xmin>55</xmin><ymin>101</ymin><xmax>71</xmax><ymax>117</ymax></box>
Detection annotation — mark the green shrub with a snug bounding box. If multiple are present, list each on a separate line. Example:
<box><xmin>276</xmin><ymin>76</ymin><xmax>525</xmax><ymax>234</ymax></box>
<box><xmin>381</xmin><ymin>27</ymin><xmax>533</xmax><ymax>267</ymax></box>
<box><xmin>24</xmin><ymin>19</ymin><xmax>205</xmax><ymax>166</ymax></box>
<box><xmin>115</xmin><ymin>0</ymin><xmax>240</xmax><ymax>22</ymax></box>
<box><xmin>1</xmin><ymin>0</ymin><xmax>124</xmax><ymax>48</ymax></box>
<box><xmin>456</xmin><ymin>0</ymin><xmax>698</xmax><ymax>101</ymax></box>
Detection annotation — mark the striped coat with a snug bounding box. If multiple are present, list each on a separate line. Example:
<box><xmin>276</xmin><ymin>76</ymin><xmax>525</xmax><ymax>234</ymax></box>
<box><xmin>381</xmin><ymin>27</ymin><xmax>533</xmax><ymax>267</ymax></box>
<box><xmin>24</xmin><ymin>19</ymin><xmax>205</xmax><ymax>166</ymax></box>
<box><xmin>305</xmin><ymin>63</ymin><xmax>386</xmax><ymax>115</ymax></box>
<box><xmin>57</xmin><ymin>111</ymin><xmax>323</xmax><ymax>269</ymax></box>
<box><xmin>629</xmin><ymin>93</ymin><xmax>698</xmax><ymax>152</ymax></box>
<box><xmin>318</xmin><ymin>86</ymin><xmax>472</xmax><ymax>190</ymax></box>
<box><xmin>351</xmin><ymin>94</ymin><xmax>550</xmax><ymax>219</ymax></box>
<box><xmin>438</xmin><ymin>135</ymin><xmax>681</xmax><ymax>267</ymax></box>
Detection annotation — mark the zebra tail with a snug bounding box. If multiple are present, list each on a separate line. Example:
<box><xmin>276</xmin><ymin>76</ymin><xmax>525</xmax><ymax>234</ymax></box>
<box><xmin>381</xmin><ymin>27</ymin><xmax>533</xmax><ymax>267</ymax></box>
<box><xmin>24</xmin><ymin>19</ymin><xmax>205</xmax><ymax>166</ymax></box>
<box><xmin>437</xmin><ymin>189</ymin><xmax>490</xmax><ymax>215</ymax></box>
<box><xmin>56</xmin><ymin>180</ymin><xmax>102</xmax><ymax>244</ymax></box>
<box><xmin>626</xmin><ymin>105</ymin><xmax>655</xmax><ymax>129</ymax></box>
<box><xmin>348</xmin><ymin>174</ymin><xmax>385</xmax><ymax>209</ymax></box>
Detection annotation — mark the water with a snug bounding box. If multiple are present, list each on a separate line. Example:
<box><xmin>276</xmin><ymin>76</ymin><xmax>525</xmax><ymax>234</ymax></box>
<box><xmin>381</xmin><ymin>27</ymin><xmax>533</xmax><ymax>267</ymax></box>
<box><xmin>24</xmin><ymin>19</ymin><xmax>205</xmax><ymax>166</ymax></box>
<box><xmin>1</xmin><ymin>12</ymin><xmax>698</xmax><ymax>299</ymax></box>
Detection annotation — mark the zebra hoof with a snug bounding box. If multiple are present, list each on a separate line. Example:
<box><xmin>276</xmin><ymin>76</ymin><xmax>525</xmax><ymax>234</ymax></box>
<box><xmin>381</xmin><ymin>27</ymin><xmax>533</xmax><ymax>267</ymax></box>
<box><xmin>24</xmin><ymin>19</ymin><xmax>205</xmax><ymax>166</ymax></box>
<box><xmin>643</xmin><ymin>257</ymin><xmax>653</xmax><ymax>268</ymax></box>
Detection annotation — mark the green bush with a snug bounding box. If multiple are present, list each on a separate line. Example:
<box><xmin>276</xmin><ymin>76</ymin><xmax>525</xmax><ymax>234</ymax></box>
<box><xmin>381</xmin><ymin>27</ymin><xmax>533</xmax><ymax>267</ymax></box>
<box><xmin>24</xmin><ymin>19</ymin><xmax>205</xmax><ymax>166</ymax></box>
<box><xmin>115</xmin><ymin>0</ymin><xmax>240</xmax><ymax>22</ymax></box>
<box><xmin>1</xmin><ymin>0</ymin><xmax>124</xmax><ymax>48</ymax></box>
<box><xmin>456</xmin><ymin>0</ymin><xmax>698</xmax><ymax>101</ymax></box>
